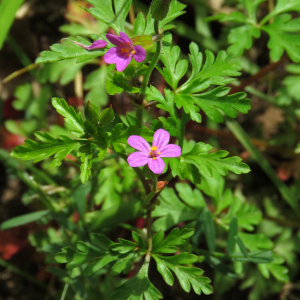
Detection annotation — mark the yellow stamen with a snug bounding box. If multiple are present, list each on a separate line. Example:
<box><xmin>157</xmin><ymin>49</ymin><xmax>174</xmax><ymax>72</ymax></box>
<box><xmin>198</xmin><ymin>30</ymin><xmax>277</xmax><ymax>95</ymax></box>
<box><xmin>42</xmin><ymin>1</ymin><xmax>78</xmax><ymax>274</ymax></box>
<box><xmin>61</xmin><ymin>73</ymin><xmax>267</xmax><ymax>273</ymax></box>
<box><xmin>149</xmin><ymin>152</ymin><xmax>151</xmax><ymax>155</ymax></box>
<box><xmin>152</xmin><ymin>157</ymin><xmax>156</xmax><ymax>160</ymax></box>
<box><xmin>158</xmin><ymin>152</ymin><xmax>161</xmax><ymax>154</ymax></box>
<box><xmin>131</xmin><ymin>50</ymin><xmax>135</xmax><ymax>55</ymax></box>
<box><xmin>151</xmin><ymin>146</ymin><xmax>157</xmax><ymax>151</ymax></box>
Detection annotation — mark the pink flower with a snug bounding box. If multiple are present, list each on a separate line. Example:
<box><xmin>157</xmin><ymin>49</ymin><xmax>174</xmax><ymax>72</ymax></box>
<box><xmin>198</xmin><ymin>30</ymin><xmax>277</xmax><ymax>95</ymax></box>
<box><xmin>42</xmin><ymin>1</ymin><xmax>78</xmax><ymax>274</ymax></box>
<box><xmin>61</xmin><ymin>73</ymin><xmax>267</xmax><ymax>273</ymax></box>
<box><xmin>71</xmin><ymin>39</ymin><xmax>108</xmax><ymax>50</ymax></box>
<box><xmin>127</xmin><ymin>129</ymin><xmax>181</xmax><ymax>174</ymax></box>
<box><xmin>104</xmin><ymin>32</ymin><xmax>146</xmax><ymax>72</ymax></box>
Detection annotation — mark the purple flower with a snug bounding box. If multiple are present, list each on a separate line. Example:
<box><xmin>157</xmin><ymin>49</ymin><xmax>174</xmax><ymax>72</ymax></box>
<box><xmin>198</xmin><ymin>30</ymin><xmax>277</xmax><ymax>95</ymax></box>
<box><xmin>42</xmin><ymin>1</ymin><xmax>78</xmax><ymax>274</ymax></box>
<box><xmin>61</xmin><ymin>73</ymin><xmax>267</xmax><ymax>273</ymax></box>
<box><xmin>71</xmin><ymin>39</ymin><xmax>108</xmax><ymax>50</ymax></box>
<box><xmin>104</xmin><ymin>32</ymin><xmax>146</xmax><ymax>72</ymax></box>
<box><xmin>127</xmin><ymin>129</ymin><xmax>181</xmax><ymax>174</ymax></box>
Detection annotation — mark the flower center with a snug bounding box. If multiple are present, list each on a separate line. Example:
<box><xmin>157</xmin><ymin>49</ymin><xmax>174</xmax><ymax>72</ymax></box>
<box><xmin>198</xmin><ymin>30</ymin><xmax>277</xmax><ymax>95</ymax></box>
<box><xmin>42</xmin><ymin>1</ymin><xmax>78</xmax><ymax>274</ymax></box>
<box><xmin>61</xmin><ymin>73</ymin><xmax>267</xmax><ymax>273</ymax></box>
<box><xmin>120</xmin><ymin>42</ymin><xmax>134</xmax><ymax>58</ymax></box>
<box><xmin>149</xmin><ymin>146</ymin><xmax>161</xmax><ymax>159</ymax></box>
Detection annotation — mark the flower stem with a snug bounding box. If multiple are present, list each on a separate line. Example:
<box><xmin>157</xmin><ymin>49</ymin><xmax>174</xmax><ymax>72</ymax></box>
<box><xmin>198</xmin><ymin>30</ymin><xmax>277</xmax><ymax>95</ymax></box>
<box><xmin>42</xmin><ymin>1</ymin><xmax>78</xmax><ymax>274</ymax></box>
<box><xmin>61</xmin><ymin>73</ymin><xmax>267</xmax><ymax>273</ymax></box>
<box><xmin>140</xmin><ymin>20</ymin><xmax>162</xmax><ymax>96</ymax></box>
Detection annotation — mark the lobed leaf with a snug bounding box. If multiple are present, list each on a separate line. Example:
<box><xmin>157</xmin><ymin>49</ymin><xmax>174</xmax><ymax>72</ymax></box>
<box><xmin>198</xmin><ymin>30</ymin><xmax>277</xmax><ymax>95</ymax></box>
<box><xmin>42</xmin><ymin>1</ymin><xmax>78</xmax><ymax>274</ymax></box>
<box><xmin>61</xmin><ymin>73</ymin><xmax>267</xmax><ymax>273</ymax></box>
<box><xmin>152</xmin><ymin>254</ymin><xmax>213</xmax><ymax>295</ymax></box>
<box><xmin>36</xmin><ymin>37</ymin><xmax>106</xmax><ymax>64</ymax></box>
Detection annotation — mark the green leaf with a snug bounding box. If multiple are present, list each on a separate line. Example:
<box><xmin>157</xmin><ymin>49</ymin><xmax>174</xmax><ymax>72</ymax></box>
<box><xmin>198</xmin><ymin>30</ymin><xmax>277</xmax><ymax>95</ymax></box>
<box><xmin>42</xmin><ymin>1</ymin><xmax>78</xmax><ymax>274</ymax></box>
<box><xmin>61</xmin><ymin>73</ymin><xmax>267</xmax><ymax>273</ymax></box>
<box><xmin>105</xmin><ymin>72</ymin><xmax>140</xmax><ymax>95</ymax></box>
<box><xmin>152</xmin><ymin>253</ymin><xmax>213</xmax><ymax>295</ymax></box>
<box><xmin>84</xmin><ymin>0</ymin><xmax>131</xmax><ymax>33</ymax></box>
<box><xmin>227</xmin><ymin>25</ymin><xmax>260</xmax><ymax>56</ymax></box>
<box><xmin>38</xmin><ymin>59</ymin><xmax>87</xmax><ymax>85</ymax></box>
<box><xmin>264</xmin><ymin>254</ymin><xmax>289</xmax><ymax>282</ymax></box>
<box><xmin>192</xmin><ymin>87</ymin><xmax>251</xmax><ymax>123</ymax></box>
<box><xmin>78</xmin><ymin>143</ymin><xmax>93</xmax><ymax>184</ymax></box>
<box><xmin>159</xmin><ymin>0</ymin><xmax>187</xmax><ymax>28</ymax></box>
<box><xmin>220</xmin><ymin>189</ymin><xmax>262</xmax><ymax>231</ymax></box>
<box><xmin>167</xmin><ymin>43</ymin><xmax>248</xmax><ymax>122</ymax></box>
<box><xmin>11</xmin><ymin>132</ymin><xmax>81</xmax><ymax>164</ymax></box>
<box><xmin>178</xmin><ymin>48</ymin><xmax>242</xmax><ymax>94</ymax></box>
<box><xmin>175</xmin><ymin>182</ymin><xmax>206</xmax><ymax>209</ymax></box>
<box><xmin>110</xmin><ymin>260</ymin><xmax>162</xmax><ymax>300</ymax></box>
<box><xmin>239</xmin><ymin>232</ymin><xmax>274</xmax><ymax>252</ymax></box>
<box><xmin>158</xmin><ymin>33</ymin><xmax>188</xmax><ymax>90</ymax></box>
<box><xmin>203</xmin><ymin>210</ymin><xmax>216</xmax><ymax>252</ymax></box>
<box><xmin>152</xmin><ymin>227</ymin><xmax>195</xmax><ymax>254</ymax></box>
<box><xmin>1</xmin><ymin>210</ymin><xmax>50</xmax><ymax>230</ymax></box>
<box><xmin>180</xmin><ymin>142</ymin><xmax>250</xmax><ymax>179</ymax></box>
<box><xmin>134</xmin><ymin>12</ymin><xmax>146</xmax><ymax>36</ymax></box>
<box><xmin>228</xmin><ymin>217</ymin><xmax>238</xmax><ymax>256</ymax></box>
<box><xmin>152</xmin><ymin>187</ymin><xmax>199</xmax><ymax>231</ymax></box>
<box><xmin>262</xmin><ymin>0</ymin><xmax>300</xmax><ymax>23</ymax></box>
<box><xmin>262</xmin><ymin>14</ymin><xmax>300</xmax><ymax>62</ymax></box>
<box><xmin>84</xmin><ymin>66</ymin><xmax>109</xmax><ymax>108</ymax></box>
<box><xmin>36</xmin><ymin>36</ymin><xmax>106</xmax><ymax>64</ymax></box>
<box><xmin>52</xmin><ymin>98</ymin><xmax>85</xmax><ymax>137</ymax></box>
<box><xmin>94</xmin><ymin>165</ymin><xmax>122</xmax><ymax>208</ymax></box>
<box><xmin>196</xmin><ymin>169</ymin><xmax>225</xmax><ymax>202</ymax></box>
<box><xmin>85</xmin><ymin>196</ymin><xmax>145</xmax><ymax>230</ymax></box>
<box><xmin>111</xmin><ymin>123</ymin><xmax>153</xmax><ymax>153</ymax></box>
<box><xmin>0</xmin><ymin>0</ymin><xmax>24</xmax><ymax>49</ymax></box>
<box><xmin>283</xmin><ymin>64</ymin><xmax>300</xmax><ymax>100</ymax></box>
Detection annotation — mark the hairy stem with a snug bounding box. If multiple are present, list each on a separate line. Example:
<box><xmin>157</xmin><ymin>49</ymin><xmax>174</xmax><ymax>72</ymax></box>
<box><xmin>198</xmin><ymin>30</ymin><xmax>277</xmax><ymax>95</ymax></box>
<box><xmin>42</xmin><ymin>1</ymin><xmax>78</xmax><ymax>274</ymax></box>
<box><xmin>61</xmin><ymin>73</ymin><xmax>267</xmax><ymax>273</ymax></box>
<box><xmin>140</xmin><ymin>20</ymin><xmax>162</xmax><ymax>96</ymax></box>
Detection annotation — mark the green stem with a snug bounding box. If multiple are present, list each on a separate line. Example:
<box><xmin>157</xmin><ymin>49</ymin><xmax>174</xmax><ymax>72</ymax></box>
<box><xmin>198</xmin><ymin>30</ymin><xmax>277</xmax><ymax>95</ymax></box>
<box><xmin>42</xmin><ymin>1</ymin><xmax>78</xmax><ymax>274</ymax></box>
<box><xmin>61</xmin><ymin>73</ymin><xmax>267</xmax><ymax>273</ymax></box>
<box><xmin>225</xmin><ymin>118</ymin><xmax>300</xmax><ymax>218</ymax></box>
<box><xmin>140</xmin><ymin>20</ymin><xmax>162</xmax><ymax>95</ymax></box>
<box><xmin>60</xmin><ymin>283</ymin><xmax>69</xmax><ymax>300</ymax></box>
<box><xmin>0</xmin><ymin>258</ymin><xmax>47</xmax><ymax>289</ymax></box>
<box><xmin>136</xmin><ymin>107</ymin><xmax>143</xmax><ymax>124</ymax></box>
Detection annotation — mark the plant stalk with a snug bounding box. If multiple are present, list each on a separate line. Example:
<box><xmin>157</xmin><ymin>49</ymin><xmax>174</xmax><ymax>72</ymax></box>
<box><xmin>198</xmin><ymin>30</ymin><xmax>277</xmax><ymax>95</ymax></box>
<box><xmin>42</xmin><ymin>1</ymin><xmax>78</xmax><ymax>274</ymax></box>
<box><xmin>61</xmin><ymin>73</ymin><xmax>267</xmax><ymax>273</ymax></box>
<box><xmin>140</xmin><ymin>20</ymin><xmax>162</xmax><ymax>96</ymax></box>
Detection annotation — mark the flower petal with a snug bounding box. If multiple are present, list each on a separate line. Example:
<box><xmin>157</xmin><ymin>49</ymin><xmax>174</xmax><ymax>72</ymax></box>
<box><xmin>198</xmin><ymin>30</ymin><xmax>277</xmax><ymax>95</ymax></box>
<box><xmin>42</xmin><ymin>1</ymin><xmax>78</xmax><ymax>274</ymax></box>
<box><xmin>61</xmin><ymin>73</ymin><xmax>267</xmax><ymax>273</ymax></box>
<box><xmin>127</xmin><ymin>152</ymin><xmax>149</xmax><ymax>167</ymax></box>
<box><xmin>104</xmin><ymin>47</ymin><xmax>118</xmax><ymax>64</ymax></box>
<box><xmin>133</xmin><ymin>45</ymin><xmax>146</xmax><ymax>62</ymax></box>
<box><xmin>153</xmin><ymin>129</ymin><xmax>170</xmax><ymax>150</ymax></box>
<box><xmin>159</xmin><ymin>144</ymin><xmax>181</xmax><ymax>158</ymax></box>
<box><xmin>127</xmin><ymin>135</ymin><xmax>151</xmax><ymax>152</ymax></box>
<box><xmin>106</xmin><ymin>33</ymin><xmax>124</xmax><ymax>46</ymax></box>
<box><xmin>85</xmin><ymin>40</ymin><xmax>108</xmax><ymax>50</ymax></box>
<box><xmin>148</xmin><ymin>157</ymin><xmax>165</xmax><ymax>174</ymax></box>
<box><xmin>115</xmin><ymin>54</ymin><xmax>132</xmax><ymax>72</ymax></box>
<box><xmin>119</xmin><ymin>32</ymin><xmax>132</xmax><ymax>45</ymax></box>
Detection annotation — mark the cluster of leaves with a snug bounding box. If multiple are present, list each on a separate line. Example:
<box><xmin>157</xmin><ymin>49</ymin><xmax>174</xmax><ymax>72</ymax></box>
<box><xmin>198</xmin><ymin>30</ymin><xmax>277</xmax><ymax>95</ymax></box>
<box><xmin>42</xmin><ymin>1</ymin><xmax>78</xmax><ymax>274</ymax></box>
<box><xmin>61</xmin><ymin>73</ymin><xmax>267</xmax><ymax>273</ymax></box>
<box><xmin>54</xmin><ymin>229</ymin><xmax>212</xmax><ymax>299</ymax></box>
<box><xmin>11</xmin><ymin>98</ymin><xmax>154</xmax><ymax>184</ymax></box>
<box><xmin>206</xmin><ymin>0</ymin><xmax>300</xmax><ymax>62</ymax></box>
<box><xmin>151</xmin><ymin>179</ymin><xmax>289</xmax><ymax>286</ymax></box>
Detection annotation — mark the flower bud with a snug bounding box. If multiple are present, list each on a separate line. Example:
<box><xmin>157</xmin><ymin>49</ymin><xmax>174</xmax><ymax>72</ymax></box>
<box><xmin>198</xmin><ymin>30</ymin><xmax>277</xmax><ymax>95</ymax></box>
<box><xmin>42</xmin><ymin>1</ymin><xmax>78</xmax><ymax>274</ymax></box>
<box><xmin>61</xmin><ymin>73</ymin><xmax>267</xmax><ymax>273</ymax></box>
<box><xmin>84</xmin><ymin>101</ymin><xmax>100</xmax><ymax>124</ymax></box>
<box><xmin>150</xmin><ymin>0</ymin><xmax>170</xmax><ymax>21</ymax></box>
<box><xmin>131</xmin><ymin>35</ymin><xmax>155</xmax><ymax>52</ymax></box>
<box><xmin>157</xmin><ymin>180</ymin><xmax>168</xmax><ymax>191</ymax></box>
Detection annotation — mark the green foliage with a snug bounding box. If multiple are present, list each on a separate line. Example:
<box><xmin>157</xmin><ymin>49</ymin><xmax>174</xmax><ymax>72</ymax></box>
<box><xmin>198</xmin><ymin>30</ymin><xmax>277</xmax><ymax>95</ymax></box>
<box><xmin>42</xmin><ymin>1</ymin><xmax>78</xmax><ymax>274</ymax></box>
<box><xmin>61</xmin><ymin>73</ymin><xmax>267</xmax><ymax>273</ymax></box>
<box><xmin>152</xmin><ymin>254</ymin><xmax>213</xmax><ymax>295</ymax></box>
<box><xmin>170</xmin><ymin>142</ymin><xmax>250</xmax><ymax>185</ymax></box>
<box><xmin>83</xmin><ymin>0</ymin><xmax>131</xmax><ymax>33</ymax></box>
<box><xmin>206</xmin><ymin>0</ymin><xmax>300</xmax><ymax>62</ymax></box>
<box><xmin>36</xmin><ymin>36</ymin><xmax>106</xmax><ymax>64</ymax></box>
<box><xmin>155</xmin><ymin>34</ymin><xmax>250</xmax><ymax>123</ymax></box>
<box><xmin>152</xmin><ymin>228</ymin><xmax>194</xmax><ymax>253</ymax></box>
<box><xmin>0</xmin><ymin>210</ymin><xmax>50</xmax><ymax>230</ymax></box>
<box><xmin>110</xmin><ymin>261</ymin><xmax>162</xmax><ymax>300</ymax></box>
<box><xmin>262</xmin><ymin>14</ymin><xmax>300</xmax><ymax>62</ymax></box>
<box><xmin>10</xmin><ymin>132</ymin><xmax>82</xmax><ymax>164</ymax></box>
<box><xmin>56</xmin><ymin>233</ymin><xmax>146</xmax><ymax>277</ymax></box>
<box><xmin>52</xmin><ymin>98</ymin><xmax>85</xmax><ymax>137</ymax></box>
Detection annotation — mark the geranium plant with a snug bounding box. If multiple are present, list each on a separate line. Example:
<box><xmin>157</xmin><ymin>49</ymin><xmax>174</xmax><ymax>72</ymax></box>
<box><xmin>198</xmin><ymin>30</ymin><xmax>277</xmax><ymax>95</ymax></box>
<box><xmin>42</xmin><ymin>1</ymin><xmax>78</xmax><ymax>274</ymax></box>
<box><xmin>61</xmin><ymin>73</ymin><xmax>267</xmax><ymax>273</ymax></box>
<box><xmin>2</xmin><ymin>0</ymin><xmax>300</xmax><ymax>299</ymax></box>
